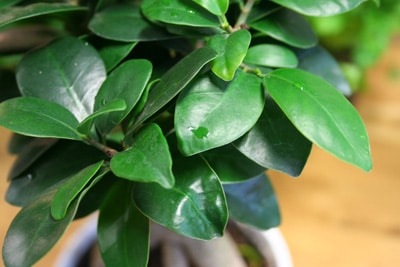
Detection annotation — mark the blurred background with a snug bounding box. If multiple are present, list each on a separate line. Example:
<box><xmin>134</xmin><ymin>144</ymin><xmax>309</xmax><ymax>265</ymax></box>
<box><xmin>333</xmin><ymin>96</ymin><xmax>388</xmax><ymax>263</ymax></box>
<box><xmin>1</xmin><ymin>1</ymin><xmax>400</xmax><ymax>266</ymax></box>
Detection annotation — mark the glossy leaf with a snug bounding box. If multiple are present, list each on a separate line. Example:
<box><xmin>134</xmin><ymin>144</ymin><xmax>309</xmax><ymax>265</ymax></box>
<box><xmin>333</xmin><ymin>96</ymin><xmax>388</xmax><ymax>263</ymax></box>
<box><xmin>132</xmin><ymin>46</ymin><xmax>218</xmax><ymax>129</ymax></box>
<box><xmin>17</xmin><ymin>37</ymin><xmax>106</xmax><ymax>122</ymax></box>
<box><xmin>78</xmin><ymin>98</ymin><xmax>127</xmax><ymax>135</ymax></box>
<box><xmin>208</xmin><ymin>30</ymin><xmax>251</xmax><ymax>81</ymax></box>
<box><xmin>193</xmin><ymin>0</ymin><xmax>229</xmax><ymax>15</ymax></box>
<box><xmin>269</xmin><ymin>0</ymin><xmax>368</xmax><ymax>16</ymax></box>
<box><xmin>133</xmin><ymin>154</ymin><xmax>228</xmax><ymax>240</ymax></box>
<box><xmin>265</xmin><ymin>68</ymin><xmax>372</xmax><ymax>171</ymax></box>
<box><xmin>244</xmin><ymin>44</ymin><xmax>298</xmax><ymax>68</ymax></box>
<box><xmin>141</xmin><ymin>0</ymin><xmax>220</xmax><ymax>27</ymax></box>
<box><xmin>6</xmin><ymin>141</ymin><xmax>106</xmax><ymax>206</ymax></box>
<box><xmin>98</xmin><ymin>181</ymin><xmax>149</xmax><ymax>267</ymax></box>
<box><xmin>98</xmin><ymin>40</ymin><xmax>137</xmax><ymax>71</ymax></box>
<box><xmin>201</xmin><ymin>144</ymin><xmax>266</xmax><ymax>183</ymax></box>
<box><xmin>89</xmin><ymin>5</ymin><xmax>172</xmax><ymax>42</ymax></box>
<box><xmin>175</xmin><ymin>70</ymin><xmax>264</xmax><ymax>155</ymax></box>
<box><xmin>250</xmin><ymin>9</ymin><xmax>317</xmax><ymax>48</ymax></box>
<box><xmin>111</xmin><ymin>123</ymin><xmax>175</xmax><ymax>188</ymax></box>
<box><xmin>2</xmin><ymin>190</ymin><xmax>78</xmax><ymax>267</ymax></box>
<box><xmin>297</xmin><ymin>46</ymin><xmax>352</xmax><ymax>96</ymax></box>
<box><xmin>224</xmin><ymin>173</ymin><xmax>280</xmax><ymax>229</ymax></box>
<box><xmin>51</xmin><ymin>161</ymin><xmax>104</xmax><ymax>220</ymax></box>
<box><xmin>0</xmin><ymin>97</ymin><xmax>81</xmax><ymax>140</ymax></box>
<box><xmin>234</xmin><ymin>96</ymin><xmax>312</xmax><ymax>177</ymax></box>
<box><xmin>94</xmin><ymin>59</ymin><xmax>152</xmax><ymax>136</ymax></box>
<box><xmin>247</xmin><ymin>1</ymin><xmax>280</xmax><ymax>23</ymax></box>
<box><xmin>0</xmin><ymin>3</ymin><xmax>87</xmax><ymax>28</ymax></box>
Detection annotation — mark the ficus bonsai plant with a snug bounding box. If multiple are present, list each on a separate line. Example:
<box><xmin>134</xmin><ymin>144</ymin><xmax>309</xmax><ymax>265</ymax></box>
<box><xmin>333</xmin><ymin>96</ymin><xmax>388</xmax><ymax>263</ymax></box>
<box><xmin>0</xmin><ymin>0</ymin><xmax>373</xmax><ymax>266</ymax></box>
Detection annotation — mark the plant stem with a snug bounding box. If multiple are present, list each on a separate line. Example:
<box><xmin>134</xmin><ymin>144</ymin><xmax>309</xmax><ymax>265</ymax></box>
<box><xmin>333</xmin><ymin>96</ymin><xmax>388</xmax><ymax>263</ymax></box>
<box><xmin>234</xmin><ymin>0</ymin><xmax>255</xmax><ymax>30</ymax></box>
<box><xmin>86</xmin><ymin>138</ymin><xmax>118</xmax><ymax>158</ymax></box>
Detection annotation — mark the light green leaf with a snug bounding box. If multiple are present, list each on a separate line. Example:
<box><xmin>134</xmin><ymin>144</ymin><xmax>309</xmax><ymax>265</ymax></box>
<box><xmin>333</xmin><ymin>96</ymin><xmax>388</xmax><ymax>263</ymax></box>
<box><xmin>111</xmin><ymin>123</ymin><xmax>175</xmax><ymax>188</ymax></box>
<box><xmin>265</xmin><ymin>68</ymin><xmax>372</xmax><ymax>171</ymax></box>
<box><xmin>244</xmin><ymin>44</ymin><xmax>298</xmax><ymax>68</ymax></box>
<box><xmin>193</xmin><ymin>0</ymin><xmax>229</xmax><ymax>15</ymax></box>
<box><xmin>17</xmin><ymin>36</ymin><xmax>106</xmax><ymax>122</ymax></box>
<box><xmin>175</xmin><ymin>70</ymin><xmax>264</xmax><ymax>155</ymax></box>
<box><xmin>0</xmin><ymin>97</ymin><xmax>81</xmax><ymax>140</ymax></box>
<box><xmin>208</xmin><ymin>30</ymin><xmax>251</xmax><ymax>81</ymax></box>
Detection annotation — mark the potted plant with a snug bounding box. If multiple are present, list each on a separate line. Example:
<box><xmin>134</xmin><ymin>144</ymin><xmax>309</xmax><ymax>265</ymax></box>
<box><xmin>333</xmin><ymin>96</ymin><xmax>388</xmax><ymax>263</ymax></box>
<box><xmin>0</xmin><ymin>0</ymin><xmax>373</xmax><ymax>266</ymax></box>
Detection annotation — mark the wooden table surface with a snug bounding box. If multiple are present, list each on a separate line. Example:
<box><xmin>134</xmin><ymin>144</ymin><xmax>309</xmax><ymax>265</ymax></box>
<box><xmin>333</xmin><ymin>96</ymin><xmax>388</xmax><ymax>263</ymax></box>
<box><xmin>1</xmin><ymin>37</ymin><xmax>400</xmax><ymax>267</ymax></box>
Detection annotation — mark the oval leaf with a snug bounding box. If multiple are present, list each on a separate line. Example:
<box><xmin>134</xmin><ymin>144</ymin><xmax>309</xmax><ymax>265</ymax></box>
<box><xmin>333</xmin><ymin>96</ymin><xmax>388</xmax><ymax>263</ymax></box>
<box><xmin>2</xmin><ymin>190</ymin><xmax>78</xmax><ymax>267</ymax></box>
<box><xmin>111</xmin><ymin>123</ymin><xmax>175</xmax><ymax>188</ymax></box>
<box><xmin>250</xmin><ymin>8</ymin><xmax>317</xmax><ymax>48</ymax></box>
<box><xmin>193</xmin><ymin>0</ymin><xmax>229</xmax><ymax>15</ymax></box>
<box><xmin>224</xmin><ymin>173</ymin><xmax>280</xmax><ymax>229</ymax></box>
<box><xmin>17</xmin><ymin>36</ymin><xmax>106</xmax><ymax>122</ymax></box>
<box><xmin>97</xmin><ymin>40</ymin><xmax>137</xmax><ymax>71</ymax></box>
<box><xmin>175</xmin><ymin>70</ymin><xmax>264</xmax><ymax>155</ymax></box>
<box><xmin>244</xmin><ymin>44</ymin><xmax>298</xmax><ymax>68</ymax></box>
<box><xmin>142</xmin><ymin>0</ymin><xmax>220</xmax><ymax>27</ymax></box>
<box><xmin>51</xmin><ymin>161</ymin><xmax>104</xmax><ymax>220</ymax></box>
<box><xmin>0</xmin><ymin>97</ymin><xmax>81</xmax><ymax>140</ymax></box>
<box><xmin>98</xmin><ymin>181</ymin><xmax>150</xmax><ymax>267</ymax></box>
<box><xmin>269</xmin><ymin>0</ymin><xmax>367</xmax><ymax>16</ymax></box>
<box><xmin>133</xmin><ymin>154</ymin><xmax>228</xmax><ymax>240</ymax></box>
<box><xmin>209</xmin><ymin>30</ymin><xmax>251</xmax><ymax>81</ymax></box>
<box><xmin>265</xmin><ymin>68</ymin><xmax>372</xmax><ymax>171</ymax></box>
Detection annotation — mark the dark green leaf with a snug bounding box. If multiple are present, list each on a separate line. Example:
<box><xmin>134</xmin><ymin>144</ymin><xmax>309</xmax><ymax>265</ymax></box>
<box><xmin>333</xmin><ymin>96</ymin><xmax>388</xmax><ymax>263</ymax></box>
<box><xmin>0</xmin><ymin>0</ymin><xmax>23</xmax><ymax>8</ymax></box>
<box><xmin>193</xmin><ymin>0</ymin><xmax>229</xmax><ymax>15</ymax></box>
<box><xmin>2</xmin><ymin>190</ymin><xmax>78</xmax><ymax>267</ymax></box>
<box><xmin>89</xmin><ymin>4</ymin><xmax>173</xmax><ymax>42</ymax></box>
<box><xmin>202</xmin><ymin>144</ymin><xmax>266</xmax><ymax>183</ymax></box>
<box><xmin>132</xmin><ymin>46</ymin><xmax>218</xmax><ymax>129</ymax></box>
<box><xmin>98</xmin><ymin>40</ymin><xmax>137</xmax><ymax>72</ymax></box>
<box><xmin>234</xmin><ymin>96</ymin><xmax>312</xmax><ymax>177</ymax></box>
<box><xmin>51</xmin><ymin>161</ymin><xmax>104</xmax><ymax>220</ymax></box>
<box><xmin>269</xmin><ymin>0</ymin><xmax>368</xmax><ymax>16</ymax></box>
<box><xmin>133</xmin><ymin>154</ymin><xmax>228</xmax><ymax>240</ymax></box>
<box><xmin>17</xmin><ymin>37</ymin><xmax>106</xmax><ymax>122</ymax></box>
<box><xmin>265</xmin><ymin>68</ymin><xmax>372</xmax><ymax>171</ymax></box>
<box><xmin>175</xmin><ymin>70</ymin><xmax>264</xmax><ymax>155</ymax></box>
<box><xmin>250</xmin><ymin>9</ymin><xmax>317</xmax><ymax>48</ymax></box>
<box><xmin>244</xmin><ymin>44</ymin><xmax>298</xmax><ymax>68</ymax></box>
<box><xmin>111</xmin><ymin>123</ymin><xmax>175</xmax><ymax>188</ymax></box>
<box><xmin>297</xmin><ymin>46</ymin><xmax>352</xmax><ymax>96</ymax></box>
<box><xmin>98</xmin><ymin>181</ymin><xmax>149</xmax><ymax>267</ymax></box>
<box><xmin>0</xmin><ymin>97</ymin><xmax>81</xmax><ymax>140</ymax></box>
<box><xmin>208</xmin><ymin>30</ymin><xmax>251</xmax><ymax>81</ymax></box>
<box><xmin>142</xmin><ymin>0</ymin><xmax>220</xmax><ymax>27</ymax></box>
<box><xmin>94</xmin><ymin>59</ymin><xmax>152</xmax><ymax>136</ymax></box>
<box><xmin>224</xmin><ymin>173</ymin><xmax>280</xmax><ymax>229</ymax></box>
<box><xmin>0</xmin><ymin>3</ymin><xmax>88</xmax><ymax>28</ymax></box>
<box><xmin>247</xmin><ymin>1</ymin><xmax>280</xmax><ymax>23</ymax></box>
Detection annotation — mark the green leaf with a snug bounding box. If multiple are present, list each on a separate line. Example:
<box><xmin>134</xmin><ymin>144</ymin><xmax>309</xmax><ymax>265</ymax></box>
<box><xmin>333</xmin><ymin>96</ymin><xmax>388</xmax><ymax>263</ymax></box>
<box><xmin>208</xmin><ymin>30</ymin><xmax>251</xmax><ymax>81</ymax></box>
<box><xmin>2</xmin><ymin>190</ymin><xmax>79</xmax><ymax>267</ymax></box>
<box><xmin>265</xmin><ymin>68</ymin><xmax>372</xmax><ymax>171</ymax></box>
<box><xmin>250</xmin><ymin>9</ymin><xmax>317</xmax><ymax>48</ymax></box>
<box><xmin>175</xmin><ymin>70</ymin><xmax>264</xmax><ymax>155</ymax></box>
<box><xmin>297</xmin><ymin>46</ymin><xmax>352</xmax><ymax>96</ymax></box>
<box><xmin>78</xmin><ymin>98</ymin><xmax>127</xmax><ymax>135</ymax></box>
<box><xmin>193</xmin><ymin>0</ymin><xmax>229</xmax><ymax>15</ymax></box>
<box><xmin>51</xmin><ymin>161</ymin><xmax>104</xmax><ymax>220</ymax></box>
<box><xmin>98</xmin><ymin>181</ymin><xmax>149</xmax><ymax>267</ymax></box>
<box><xmin>202</xmin><ymin>144</ymin><xmax>266</xmax><ymax>183</ymax></box>
<box><xmin>97</xmin><ymin>40</ymin><xmax>137</xmax><ymax>72</ymax></box>
<box><xmin>244</xmin><ymin>44</ymin><xmax>298</xmax><ymax>68</ymax></box>
<box><xmin>0</xmin><ymin>0</ymin><xmax>23</xmax><ymax>8</ymax></box>
<box><xmin>111</xmin><ymin>123</ymin><xmax>175</xmax><ymax>188</ymax></box>
<box><xmin>142</xmin><ymin>0</ymin><xmax>220</xmax><ymax>27</ymax></box>
<box><xmin>94</xmin><ymin>59</ymin><xmax>152</xmax><ymax>136</ymax></box>
<box><xmin>234</xmin><ymin>96</ymin><xmax>312</xmax><ymax>177</ymax></box>
<box><xmin>0</xmin><ymin>97</ymin><xmax>81</xmax><ymax>140</ymax></box>
<box><xmin>133</xmin><ymin>154</ymin><xmax>228</xmax><ymax>240</ymax></box>
<box><xmin>0</xmin><ymin>3</ymin><xmax>88</xmax><ymax>28</ymax></box>
<box><xmin>6</xmin><ymin>140</ymin><xmax>106</xmax><ymax>206</ymax></box>
<box><xmin>16</xmin><ymin>36</ymin><xmax>106</xmax><ymax>122</ymax></box>
<box><xmin>269</xmin><ymin>0</ymin><xmax>368</xmax><ymax>16</ymax></box>
<box><xmin>224</xmin><ymin>173</ymin><xmax>280</xmax><ymax>229</ymax></box>
<box><xmin>132</xmin><ymin>46</ymin><xmax>218</xmax><ymax>129</ymax></box>
<box><xmin>89</xmin><ymin>4</ymin><xmax>173</xmax><ymax>42</ymax></box>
